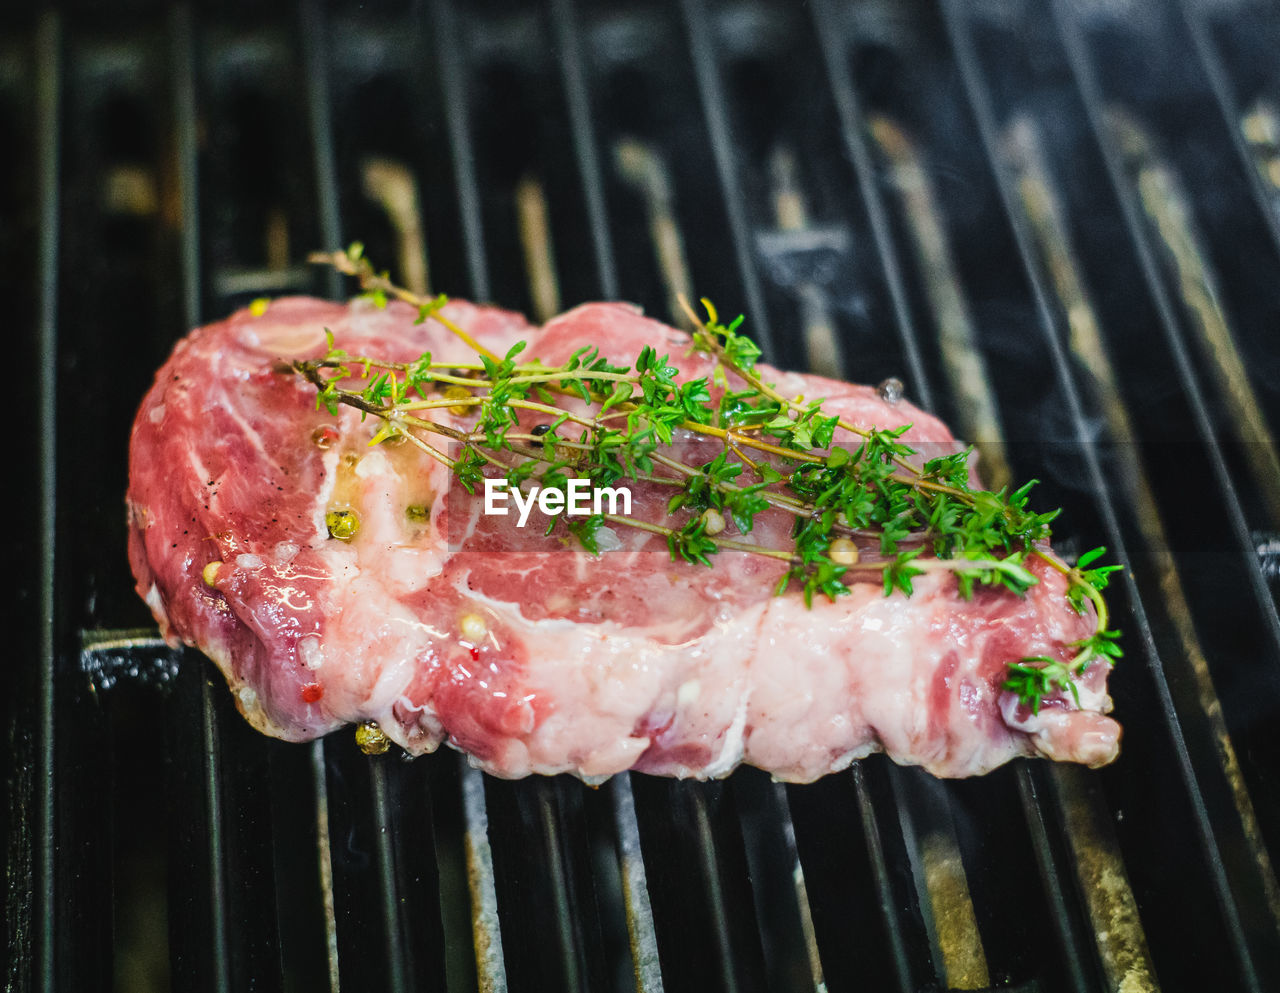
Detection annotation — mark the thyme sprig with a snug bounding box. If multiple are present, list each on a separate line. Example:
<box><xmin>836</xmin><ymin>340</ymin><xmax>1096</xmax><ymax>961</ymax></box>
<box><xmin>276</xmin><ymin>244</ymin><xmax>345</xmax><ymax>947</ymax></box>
<box><xmin>288</xmin><ymin>246</ymin><xmax>1121</xmax><ymax>714</ymax></box>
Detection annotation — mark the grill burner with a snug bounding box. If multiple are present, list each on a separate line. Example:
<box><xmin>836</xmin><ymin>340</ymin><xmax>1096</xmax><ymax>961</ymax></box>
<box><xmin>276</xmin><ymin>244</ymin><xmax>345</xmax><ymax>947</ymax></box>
<box><xmin>9</xmin><ymin>1</ymin><xmax>1280</xmax><ymax>991</ymax></box>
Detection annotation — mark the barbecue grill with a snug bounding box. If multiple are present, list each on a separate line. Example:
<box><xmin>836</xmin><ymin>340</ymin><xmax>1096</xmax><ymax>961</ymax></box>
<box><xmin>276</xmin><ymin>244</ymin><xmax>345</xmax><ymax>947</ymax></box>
<box><xmin>9</xmin><ymin>1</ymin><xmax>1280</xmax><ymax>990</ymax></box>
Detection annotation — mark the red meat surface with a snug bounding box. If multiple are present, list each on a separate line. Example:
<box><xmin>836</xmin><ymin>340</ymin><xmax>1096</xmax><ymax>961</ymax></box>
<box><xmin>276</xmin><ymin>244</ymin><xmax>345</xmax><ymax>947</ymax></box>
<box><xmin>127</xmin><ymin>296</ymin><xmax>1119</xmax><ymax>781</ymax></box>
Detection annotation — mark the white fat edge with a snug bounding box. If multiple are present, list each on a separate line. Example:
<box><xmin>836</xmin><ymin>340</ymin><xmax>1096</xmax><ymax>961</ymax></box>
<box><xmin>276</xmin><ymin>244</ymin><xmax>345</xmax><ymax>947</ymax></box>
<box><xmin>320</xmin><ymin>589</ymin><xmax>440</xmax><ymax>718</ymax></box>
<box><xmin>149</xmin><ymin>403</ymin><xmax>166</xmax><ymax>424</ymax></box>
<box><xmin>449</xmin><ymin>569</ymin><xmax>758</xmax><ymax>664</ymax></box>
<box><xmin>782</xmin><ymin>741</ymin><xmax>883</xmax><ymax>785</ymax></box>
<box><xmin>311</xmin><ymin>444</ymin><xmax>341</xmax><ymax>542</ymax></box>
<box><xmin>701</xmin><ymin>684</ymin><xmax>750</xmax><ymax>779</ymax></box>
<box><xmin>676</xmin><ymin>678</ymin><xmax>701</xmax><ymax>707</ymax></box>
<box><xmin>185</xmin><ymin>448</ymin><xmax>216</xmax><ymax>503</ymax></box>
<box><xmin>352</xmin><ymin>448</ymin><xmax>445</xmax><ymax>596</ymax></box>
<box><xmin>246</xmin><ymin>321</ymin><xmax>329</xmax><ymax>357</ymax></box>
<box><xmin>387</xmin><ymin>693</ymin><xmax>447</xmax><ymax>741</ymax></box>
<box><xmin>143</xmin><ymin>582</ymin><xmax>171</xmax><ymax>634</ymax></box>
<box><xmin>364</xmin><ymin>653</ymin><xmax>424</xmax><ymax>716</ymax></box>
<box><xmin>1074</xmin><ymin>676</ymin><xmax>1111</xmax><ymax>714</ymax></box>
<box><xmin>298</xmin><ymin>635</ymin><xmax>324</xmax><ymax>670</ymax></box>
<box><xmin>353</xmin><ymin>448</ymin><xmax>389</xmax><ymax>480</ymax></box>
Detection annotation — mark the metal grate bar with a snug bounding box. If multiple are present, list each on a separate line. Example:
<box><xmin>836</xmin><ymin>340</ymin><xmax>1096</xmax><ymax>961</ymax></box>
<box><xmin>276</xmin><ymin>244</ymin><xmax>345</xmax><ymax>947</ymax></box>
<box><xmin>850</xmin><ymin>764</ymin><xmax>914</xmax><ymax>993</ymax></box>
<box><xmin>613</xmin><ymin>138</ymin><xmax>694</xmax><ymax>325</ymax></box>
<box><xmin>300</xmin><ymin>0</ymin><xmax>343</xmax><ymax>300</ymax></box>
<box><xmin>1048</xmin><ymin>1</ymin><xmax>1280</xmax><ymax>655</ymax></box>
<box><xmin>690</xmin><ymin>789</ymin><xmax>744</xmax><ymax>993</ymax></box>
<box><xmin>676</xmin><ymin>0</ymin><xmax>776</xmax><ymax>364</ymax></box>
<box><xmin>368</xmin><ymin>760</ymin><xmax>412</xmax><ymax>992</ymax></box>
<box><xmin>1177</xmin><ymin>0</ymin><xmax>1280</xmax><ymax>262</ymax></box>
<box><xmin>796</xmin><ymin>8</ymin><xmax>1092</xmax><ymax>986</ymax></box>
<box><xmin>610</xmin><ymin>777</ymin><xmax>665</xmax><ymax>993</ymax></box>
<box><xmin>428</xmin><ymin>0</ymin><xmax>489</xmax><ymax>302</ymax></box>
<box><xmin>942</xmin><ymin>2</ymin><xmax>1264</xmax><ymax>988</ymax></box>
<box><xmin>311</xmin><ymin>742</ymin><xmax>341</xmax><ymax>993</ymax></box>
<box><xmin>807</xmin><ymin>0</ymin><xmax>933</xmax><ymax>412</ymax></box>
<box><xmin>853</xmin><ymin>85</ymin><xmax>1147</xmax><ymax>988</ymax></box>
<box><xmin>1049</xmin><ymin>765</ymin><xmax>1160</xmax><ymax>992</ymax></box>
<box><xmin>869</xmin><ymin>113</ymin><xmax>1010</xmax><ymax>492</ymax></box>
<box><xmin>1013</xmin><ymin>766</ymin><xmax>1095</xmax><ymax>992</ymax></box>
<box><xmin>548</xmin><ymin>0</ymin><xmax>618</xmax><ymax>300</ymax></box>
<box><xmin>299</xmin><ymin>7</ymin><xmax>422</xmax><ymax>989</ymax></box>
<box><xmin>35</xmin><ymin>11</ymin><xmax>60</xmax><ymax>992</ymax></box>
<box><xmin>732</xmin><ymin>771</ymin><xmax>827</xmax><ymax>993</ymax></box>
<box><xmin>540</xmin><ymin>783</ymin><xmax>591</xmax><ymax>993</ymax></box>
<box><xmin>1110</xmin><ymin>108</ymin><xmax>1280</xmax><ymax>524</ymax></box>
<box><xmin>461</xmin><ymin>765</ymin><xmax>508</xmax><ymax>992</ymax></box>
<box><xmin>887</xmin><ymin>768</ymin><xmax>994</xmax><ymax>990</ymax></box>
<box><xmin>540</xmin><ymin>9</ymin><xmax>751</xmax><ymax>986</ymax></box>
<box><xmin>674</xmin><ymin>6</ymin><xmax>998</xmax><ymax>987</ymax></box>
<box><xmin>1006</xmin><ymin>109</ymin><xmax>1280</xmax><ymax>931</ymax></box>
<box><xmin>170</xmin><ymin>7</ymin><xmax>233</xmax><ymax>990</ymax></box>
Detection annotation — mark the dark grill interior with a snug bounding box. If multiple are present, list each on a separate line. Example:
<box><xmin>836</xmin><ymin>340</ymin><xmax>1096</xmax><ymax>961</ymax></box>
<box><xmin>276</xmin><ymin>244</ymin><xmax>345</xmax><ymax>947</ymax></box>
<box><xmin>9</xmin><ymin>1</ymin><xmax>1280</xmax><ymax>990</ymax></box>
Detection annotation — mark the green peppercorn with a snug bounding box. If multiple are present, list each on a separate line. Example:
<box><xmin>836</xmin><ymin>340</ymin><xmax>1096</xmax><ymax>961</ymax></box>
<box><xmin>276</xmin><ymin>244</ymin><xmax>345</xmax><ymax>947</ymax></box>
<box><xmin>325</xmin><ymin>509</ymin><xmax>360</xmax><ymax>541</ymax></box>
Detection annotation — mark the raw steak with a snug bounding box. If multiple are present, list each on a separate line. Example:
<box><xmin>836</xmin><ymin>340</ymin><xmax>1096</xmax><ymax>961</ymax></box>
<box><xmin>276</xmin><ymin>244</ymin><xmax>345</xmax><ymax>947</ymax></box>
<box><xmin>127</xmin><ymin>297</ymin><xmax>1120</xmax><ymax>781</ymax></box>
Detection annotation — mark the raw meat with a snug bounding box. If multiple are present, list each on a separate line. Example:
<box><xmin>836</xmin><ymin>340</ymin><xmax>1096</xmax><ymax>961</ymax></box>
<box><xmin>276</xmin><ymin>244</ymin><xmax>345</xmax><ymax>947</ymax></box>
<box><xmin>127</xmin><ymin>296</ymin><xmax>1119</xmax><ymax>781</ymax></box>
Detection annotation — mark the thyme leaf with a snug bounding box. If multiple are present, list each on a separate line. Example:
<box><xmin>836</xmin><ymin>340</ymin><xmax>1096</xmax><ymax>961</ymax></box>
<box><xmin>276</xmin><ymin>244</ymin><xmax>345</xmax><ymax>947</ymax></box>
<box><xmin>294</xmin><ymin>250</ymin><xmax>1122</xmax><ymax>716</ymax></box>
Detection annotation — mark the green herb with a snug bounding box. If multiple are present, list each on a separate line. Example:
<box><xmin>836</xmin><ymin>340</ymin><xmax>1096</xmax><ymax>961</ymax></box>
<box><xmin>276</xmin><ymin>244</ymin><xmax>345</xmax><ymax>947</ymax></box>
<box><xmin>294</xmin><ymin>248</ymin><xmax>1121</xmax><ymax>714</ymax></box>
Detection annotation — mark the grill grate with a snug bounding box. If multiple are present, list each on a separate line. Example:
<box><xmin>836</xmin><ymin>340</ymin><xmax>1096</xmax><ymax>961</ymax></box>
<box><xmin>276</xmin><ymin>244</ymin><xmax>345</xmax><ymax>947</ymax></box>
<box><xmin>11</xmin><ymin>1</ymin><xmax>1280</xmax><ymax>991</ymax></box>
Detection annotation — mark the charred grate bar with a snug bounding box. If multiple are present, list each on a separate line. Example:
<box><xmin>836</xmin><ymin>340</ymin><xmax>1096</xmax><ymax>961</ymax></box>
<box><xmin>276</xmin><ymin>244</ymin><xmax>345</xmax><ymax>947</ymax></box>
<box><xmin>9</xmin><ymin>1</ymin><xmax>1280</xmax><ymax>991</ymax></box>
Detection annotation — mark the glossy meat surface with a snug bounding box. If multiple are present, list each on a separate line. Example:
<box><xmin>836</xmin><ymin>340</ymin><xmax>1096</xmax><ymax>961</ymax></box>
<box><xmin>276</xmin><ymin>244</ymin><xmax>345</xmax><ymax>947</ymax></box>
<box><xmin>127</xmin><ymin>297</ymin><xmax>1119</xmax><ymax>780</ymax></box>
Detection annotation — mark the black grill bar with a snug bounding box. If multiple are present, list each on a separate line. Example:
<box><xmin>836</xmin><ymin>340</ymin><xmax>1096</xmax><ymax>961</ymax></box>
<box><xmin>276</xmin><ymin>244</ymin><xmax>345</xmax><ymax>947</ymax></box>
<box><xmin>428</xmin><ymin>0</ymin><xmax>489</xmax><ymax>303</ymax></box>
<box><xmin>1050</xmin><ymin>0</ymin><xmax>1280</xmax><ymax>653</ymax></box>
<box><xmin>553</xmin><ymin>9</ymin><xmax>841</xmax><ymax>988</ymax></box>
<box><xmin>411</xmin><ymin>7</ymin><xmax>646</xmax><ymax>992</ymax></box>
<box><xmin>823</xmin><ymin>46</ymin><xmax>1110</xmax><ymax>973</ymax></box>
<box><xmin>849</xmin><ymin>765</ymin><xmax>915</xmax><ymax>993</ymax></box>
<box><xmin>807</xmin><ymin>8</ymin><xmax>1096</xmax><ymax>985</ymax></box>
<box><xmin>651</xmin><ymin>9</ymin><xmax>962</xmax><ymax>986</ymax></box>
<box><xmin>298</xmin><ymin>5</ymin><xmax>460</xmax><ymax>991</ymax></box>
<box><xmin>529</xmin><ymin>7</ymin><xmax>721</xmax><ymax>982</ymax></box>
<box><xmin>609</xmin><ymin>777</ymin><xmax>665</xmax><ymax>993</ymax></box>
<box><xmin>544</xmin><ymin>6</ymin><xmax>824</xmax><ymax>990</ymax></box>
<box><xmin>367</xmin><ymin>761</ymin><xmax>411</xmax><ymax>991</ymax></box>
<box><xmin>548</xmin><ymin>0</ymin><xmax>619</xmax><ymax>300</ymax></box>
<box><xmin>808</xmin><ymin>0</ymin><xmax>934</xmax><ymax>413</ymax></box>
<box><xmin>167</xmin><ymin>6</ymin><xmax>235</xmax><ymax>989</ymax></box>
<box><xmin>1044</xmin><ymin>0</ymin><xmax>1280</xmax><ymax>886</ymax></box>
<box><xmin>35</xmin><ymin>11</ymin><xmax>61</xmax><ymax>993</ymax></box>
<box><xmin>732</xmin><ymin>773</ymin><xmax>824</xmax><ymax>992</ymax></box>
<box><xmin>678</xmin><ymin>0</ymin><xmax>775</xmax><ymax>362</ymax></box>
<box><xmin>301</xmin><ymin>0</ymin><xmax>343</xmax><ymax>302</ymax></box>
<box><xmin>941</xmin><ymin>1</ymin><xmax>1268</xmax><ymax>988</ymax></box>
<box><xmin>1178</xmin><ymin>0</ymin><xmax>1280</xmax><ymax>274</ymax></box>
<box><xmin>1014</xmin><ymin>768</ymin><xmax>1094</xmax><ymax>992</ymax></box>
